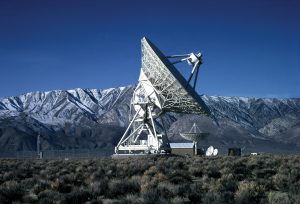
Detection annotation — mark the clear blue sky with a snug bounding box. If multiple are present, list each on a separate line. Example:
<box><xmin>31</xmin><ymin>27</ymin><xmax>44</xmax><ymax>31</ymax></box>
<box><xmin>0</xmin><ymin>0</ymin><xmax>299</xmax><ymax>98</ymax></box>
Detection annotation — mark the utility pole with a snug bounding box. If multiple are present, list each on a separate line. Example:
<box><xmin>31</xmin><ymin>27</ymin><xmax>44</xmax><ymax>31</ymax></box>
<box><xmin>37</xmin><ymin>132</ymin><xmax>43</xmax><ymax>159</ymax></box>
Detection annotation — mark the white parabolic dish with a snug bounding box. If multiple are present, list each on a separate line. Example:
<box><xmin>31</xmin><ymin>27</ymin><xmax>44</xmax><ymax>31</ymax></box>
<box><xmin>115</xmin><ymin>37</ymin><xmax>211</xmax><ymax>154</ymax></box>
<box><xmin>206</xmin><ymin>146</ymin><xmax>218</xmax><ymax>156</ymax></box>
<box><xmin>140</xmin><ymin>37</ymin><xmax>210</xmax><ymax>114</ymax></box>
<box><xmin>179</xmin><ymin>133</ymin><xmax>209</xmax><ymax>142</ymax></box>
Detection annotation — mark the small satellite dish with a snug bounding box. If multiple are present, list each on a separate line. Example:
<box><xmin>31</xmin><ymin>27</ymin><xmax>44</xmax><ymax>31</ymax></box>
<box><xmin>206</xmin><ymin>146</ymin><xmax>214</xmax><ymax>156</ymax></box>
<box><xmin>213</xmin><ymin>148</ymin><xmax>218</xmax><ymax>156</ymax></box>
<box><xmin>205</xmin><ymin>146</ymin><xmax>218</xmax><ymax>156</ymax></box>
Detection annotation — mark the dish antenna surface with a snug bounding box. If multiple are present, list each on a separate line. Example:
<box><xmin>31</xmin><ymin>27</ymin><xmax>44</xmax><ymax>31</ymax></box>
<box><xmin>180</xmin><ymin>123</ymin><xmax>209</xmax><ymax>142</ymax></box>
<box><xmin>180</xmin><ymin>123</ymin><xmax>209</xmax><ymax>155</ymax></box>
<box><xmin>115</xmin><ymin>37</ymin><xmax>211</xmax><ymax>154</ymax></box>
<box><xmin>206</xmin><ymin>146</ymin><xmax>218</xmax><ymax>156</ymax></box>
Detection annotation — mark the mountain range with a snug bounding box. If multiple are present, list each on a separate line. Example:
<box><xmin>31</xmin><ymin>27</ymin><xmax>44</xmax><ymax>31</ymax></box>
<box><xmin>0</xmin><ymin>85</ymin><xmax>299</xmax><ymax>154</ymax></box>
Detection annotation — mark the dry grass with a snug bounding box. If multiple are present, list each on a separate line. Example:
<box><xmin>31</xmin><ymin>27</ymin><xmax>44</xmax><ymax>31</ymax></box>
<box><xmin>0</xmin><ymin>154</ymin><xmax>300</xmax><ymax>203</ymax></box>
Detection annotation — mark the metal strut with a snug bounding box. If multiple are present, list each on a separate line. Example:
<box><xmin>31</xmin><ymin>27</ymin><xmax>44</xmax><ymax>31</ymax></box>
<box><xmin>167</xmin><ymin>52</ymin><xmax>203</xmax><ymax>90</ymax></box>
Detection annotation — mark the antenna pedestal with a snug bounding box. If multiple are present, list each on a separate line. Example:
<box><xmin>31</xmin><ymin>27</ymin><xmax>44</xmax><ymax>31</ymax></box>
<box><xmin>115</xmin><ymin>102</ymin><xmax>170</xmax><ymax>154</ymax></box>
<box><xmin>114</xmin><ymin>37</ymin><xmax>210</xmax><ymax>155</ymax></box>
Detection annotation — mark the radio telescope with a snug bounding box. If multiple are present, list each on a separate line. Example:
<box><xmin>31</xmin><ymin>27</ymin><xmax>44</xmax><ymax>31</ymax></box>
<box><xmin>180</xmin><ymin>123</ymin><xmax>209</xmax><ymax>142</ymax></box>
<box><xmin>115</xmin><ymin>37</ymin><xmax>210</xmax><ymax>154</ymax></box>
<box><xmin>180</xmin><ymin>123</ymin><xmax>209</xmax><ymax>155</ymax></box>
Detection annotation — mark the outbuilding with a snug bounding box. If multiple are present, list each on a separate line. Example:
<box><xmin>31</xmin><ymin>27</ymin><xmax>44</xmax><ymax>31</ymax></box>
<box><xmin>228</xmin><ymin>148</ymin><xmax>241</xmax><ymax>156</ymax></box>
<box><xmin>170</xmin><ymin>143</ymin><xmax>195</xmax><ymax>156</ymax></box>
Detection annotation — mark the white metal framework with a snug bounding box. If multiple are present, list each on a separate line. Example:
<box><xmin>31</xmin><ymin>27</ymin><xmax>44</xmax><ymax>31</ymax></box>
<box><xmin>115</xmin><ymin>37</ymin><xmax>210</xmax><ymax>154</ymax></box>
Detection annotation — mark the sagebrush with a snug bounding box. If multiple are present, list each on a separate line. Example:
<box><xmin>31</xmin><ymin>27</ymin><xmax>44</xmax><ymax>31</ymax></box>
<box><xmin>0</xmin><ymin>155</ymin><xmax>300</xmax><ymax>203</ymax></box>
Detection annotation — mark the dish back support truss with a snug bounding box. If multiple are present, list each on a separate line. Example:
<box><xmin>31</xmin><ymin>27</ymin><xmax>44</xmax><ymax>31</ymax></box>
<box><xmin>115</xmin><ymin>37</ymin><xmax>210</xmax><ymax>154</ymax></box>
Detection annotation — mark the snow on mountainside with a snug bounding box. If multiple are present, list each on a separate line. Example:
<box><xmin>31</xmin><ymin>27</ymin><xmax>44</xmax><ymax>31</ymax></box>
<box><xmin>0</xmin><ymin>86</ymin><xmax>300</xmax><ymax>153</ymax></box>
<box><xmin>0</xmin><ymin>86</ymin><xmax>133</xmax><ymax>151</ymax></box>
<box><xmin>0</xmin><ymin>86</ymin><xmax>132</xmax><ymax>125</ymax></box>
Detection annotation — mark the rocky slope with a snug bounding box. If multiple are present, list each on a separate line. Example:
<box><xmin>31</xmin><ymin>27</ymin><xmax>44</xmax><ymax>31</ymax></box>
<box><xmin>0</xmin><ymin>86</ymin><xmax>299</xmax><ymax>154</ymax></box>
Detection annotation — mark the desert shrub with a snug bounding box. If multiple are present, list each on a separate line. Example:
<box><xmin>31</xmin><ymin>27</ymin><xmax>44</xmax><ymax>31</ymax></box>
<box><xmin>91</xmin><ymin>168</ymin><xmax>106</xmax><ymax>180</ymax></box>
<box><xmin>39</xmin><ymin>169</ymin><xmax>48</xmax><ymax>179</ymax></box>
<box><xmin>106</xmin><ymin>163</ymin><xmax>118</xmax><ymax>178</ymax></box>
<box><xmin>19</xmin><ymin>177</ymin><xmax>37</xmax><ymax>190</ymax></box>
<box><xmin>220</xmin><ymin>191</ymin><xmax>235</xmax><ymax>203</ymax></box>
<box><xmin>3</xmin><ymin>171</ymin><xmax>16</xmax><ymax>182</ymax></box>
<box><xmin>168</xmin><ymin>170</ymin><xmax>192</xmax><ymax>184</ymax></box>
<box><xmin>38</xmin><ymin>197</ymin><xmax>54</xmax><ymax>204</ymax></box>
<box><xmin>123</xmin><ymin>194</ymin><xmax>143</xmax><ymax>204</ymax></box>
<box><xmin>157</xmin><ymin>181</ymin><xmax>179</xmax><ymax>198</ymax></box>
<box><xmin>273</xmin><ymin>173</ymin><xmax>290</xmax><ymax>191</ymax></box>
<box><xmin>22</xmin><ymin>192</ymin><xmax>38</xmax><ymax>203</ymax></box>
<box><xmin>217</xmin><ymin>173</ymin><xmax>237</xmax><ymax>192</ymax></box>
<box><xmin>60</xmin><ymin>173</ymin><xmax>77</xmax><ymax>184</ymax></box>
<box><xmin>141</xmin><ymin>166</ymin><xmax>166</xmax><ymax>193</ymax></box>
<box><xmin>219</xmin><ymin>158</ymin><xmax>233</xmax><ymax>169</ymax></box>
<box><xmin>140</xmin><ymin>174</ymin><xmax>151</xmax><ymax>193</ymax></box>
<box><xmin>132</xmin><ymin>158</ymin><xmax>153</xmax><ymax>174</ymax></box>
<box><xmin>176</xmin><ymin>183</ymin><xmax>190</xmax><ymax>197</ymax></box>
<box><xmin>232</xmin><ymin>162</ymin><xmax>251</xmax><ymax>181</ymax></box>
<box><xmin>289</xmin><ymin>181</ymin><xmax>300</xmax><ymax>195</ymax></box>
<box><xmin>247</xmin><ymin>156</ymin><xmax>265</xmax><ymax>170</ymax></box>
<box><xmin>117</xmin><ymin>158</ymin><xmax>149</xmax><ymax>177</ymax></box>
<box><xmin>38</xmin><ymin>189</ymin><xmax>66</xmax><ymax>203</ymax></box>
<box><xmin>189</xmin><ymin>166</ymin><xmax>203</xmax><ymax>177</ymax></box>
<box><xmin>188</xmin><ymin>183</ymin><xmax>203</xmax><ymax>203</ymax></box>
<box><xmin>76</xmin><ymin>172</ymin><xmax>87</xmax><ymax>186</ymax></box>
<box><xmin>15</xmin><ymin>166</ymin><xmax>33</xmax><ymax>180</ymax></box>
<box><xmin>171</xmin><ymin>196</ymin><xmax>186</xmax><ymax>204</ymax></box>
<box><xmin>289</xmin><ymin>193</ymin><xmax>300</xmax><ymax>204</ymax></box>
<box><xmin>58</xmin><ymin>182</ymin><xmax>73</xmax><ymax>193</ymax></box>
<box><xmin>89</xmin><ymin>179</ymin><xmax>109</xmax><ymax>197</ymax></box>
<box><xmin>65</xmin><ymin>187</ymin><xmax>92</xmax><ymax>204</ymax></box>
<box><xmin>107</xmin><ymin>178</ymin><xmax>140</xmax><ymax>198</ymax></box>
<box><xmin>235</xmin><ymin>181</ymin><xmax>265</xmax><ymax>204</ymax></box>
<box><xmin>203</xmin><ymin>162</ymin><xmax>222</xmax><ymax>179</ymax></box>
<box><xmin>171</xmin><ymin>158</ymin><xmax>188</xmax><ymax>170</ymax></box>
<box><xmin>202</xmin><ymin>192</ymin><xmax>221</xmax><ymax>204</ymax></box>
<box><xmin>41</xmin><ymin>165</ymin><xmax>60</xmax><ymax>180</ymax></box>
<box><xmin>207</xmin><ymin>169</ymin><xmax>221</xmax><ymax>179</ymax></box>
<box><xmin>1</xmin><ymin>155</ymin><xmax>300</xmax><ymax>203</ymax></box>
<box><xmin>220</xmin><ymin>166</ymin><xmax>231</xmax><ymax>175</ymax></box>
<box><xmin>253</xmin><ymin>168</ymin><xmax>277</xmax><ymax>179</ymax></box>
<box><xmin>32</xmin><ymin>179</ymin><xmax>52</xmax><ymax>194</ymax></box>
<box><xmin>50</xmin><ymin>178</ymin><xmax>73</xmax><ymax>193</ymax></box>
<box><xmin>0</xmin><ymin>195</ymin><xmax>5</xmax><ymax>203</ymax></box>
<box><xmin>156</xmin><ymin>157</ymin><xmax>168</xmax><ymax>173</ymax></box>
<box><xmin>290</xmin><ymin>168</ymin><xmax>300</xmax><ymax>183</ymax></box>
<box><xmin>267</xmin><ymin>191</ymin><xmax>290</xmax><ymax>204</ymax></box>
<box><xmin>0</xmin><ymin>180</ymin><xmax>25</xmax><ymax>202</ymax></box>
<box><xmin>101</xmin><ymin>199</ymin><xmax>122</xmax><ymax>204</ymax></box>
<box><xmin>142</xmin><ymin>189</ymin><xmax>167</xmax><ymax>204</ymax></box>
<box><xmin>143</xmin><ymin>165</ymin><xmax>159</xmax><ymax>177</ymax></box>
<box><xmin>155</xmin><ymin>155</ymin><xmax>187</xmax><ymax>173</ymax></box>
